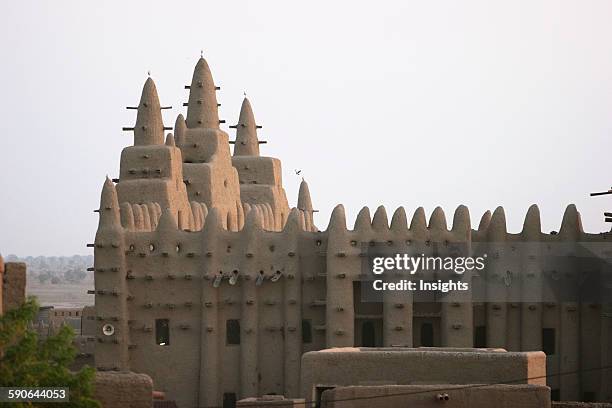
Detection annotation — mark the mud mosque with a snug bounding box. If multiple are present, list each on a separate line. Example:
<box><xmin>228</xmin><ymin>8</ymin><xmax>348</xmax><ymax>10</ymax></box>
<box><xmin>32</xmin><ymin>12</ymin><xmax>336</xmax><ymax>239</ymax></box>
<box><xmin>92</xmin><ymin>57</ymin><xmax>612</xmax><ymax>407</ymax></box>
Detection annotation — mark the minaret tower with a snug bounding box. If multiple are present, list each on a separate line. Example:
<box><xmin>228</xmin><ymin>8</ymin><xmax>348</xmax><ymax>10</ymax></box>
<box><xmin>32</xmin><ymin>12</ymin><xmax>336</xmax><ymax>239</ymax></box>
<box><xmin>186</xmin><ymin>57</ymin><xmax>220</xmax><ymax>129</ymax></box>
<box><xmin>132</xmin><ymin>77</ymin><xmax>165</xmax><ymax>146</ymax></box>
<box><xmin>233</xmin><ymin>98</ymin><xmax>260</xmax><ymax>156</ymax></box>
<box><xmin>116</xmin><ymin>76</ymin><xmax>191</xmax><ymax>222</ymax></box>
<box><xmin>231</xmin><ymin>97</ymin><xmax>289</xmax><ymax>230</ymax></box>
<box><xmin>298</xmin><ymin>179</ymin><xmax>317</xmax><ymax>232</ymax></box>
<box><xmin>177</xmin><ymin>57</ymin><xmax>242</xmax><ymax>229</ymax></box>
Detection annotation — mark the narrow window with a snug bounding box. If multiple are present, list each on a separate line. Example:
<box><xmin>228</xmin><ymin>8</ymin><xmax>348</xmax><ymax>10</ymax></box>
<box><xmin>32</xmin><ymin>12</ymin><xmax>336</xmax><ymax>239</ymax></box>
<box><xmin>302</xmin><ymin>319</ymin><xmax>312</xmax><ymax>344</ymax></box>
<box><xmin>223</xmin><ymin>393</ymin><xmax>236</xmax><ymax>408</ymax></box>
<box><xmin>420</xmin><ymin>323</ymin><xmax>434</xmax><ymax>347</ymax></box>
<box><xmin>156</xmin><ymin>319</ymin><xmax>170</xmax><ymax>346</ymax></box>
<box><xmin>551</xmin><ymin>389</ymin><xmax>560</xmax><ymax>401</ymax></box>
<box><xmin>542</xmin><ymin>328</ymin><xmax>555</xmax><ymax>355</ymax></box>
<box><xmin>361</xmin><ymin>321</ymin><xmax>376</xmax><ymax>347</ymax></box>
<box><xmin>226</xmin><ymin>319</ymin><xmax>240</xmax><ymax>345</ymax></box>
<box><xmin>474</xmin><ymin>325</ymin><xmax>487</xmax><ymax>348</ymax></box>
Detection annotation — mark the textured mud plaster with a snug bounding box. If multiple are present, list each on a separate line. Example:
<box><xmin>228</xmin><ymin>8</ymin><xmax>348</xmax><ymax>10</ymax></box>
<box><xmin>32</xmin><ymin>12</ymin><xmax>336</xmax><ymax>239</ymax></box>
<box><xmin>300</xmin><ymin>348</ymin><xmax>546</xmax><ymax>402</ymax></box>
<box><xmin>94</xmin><ymin>372</ymin><xmax>153</xmax><ymax>408</ymax></box>
<box><xmin>321</xmin><ymin>384</ymin><xmax>551</xmax><ymax>408</ymax></box>
<box><xmin>2</xmin><ymin>262</ymin><xmax>26</xmax><ymax>312</ymax></box>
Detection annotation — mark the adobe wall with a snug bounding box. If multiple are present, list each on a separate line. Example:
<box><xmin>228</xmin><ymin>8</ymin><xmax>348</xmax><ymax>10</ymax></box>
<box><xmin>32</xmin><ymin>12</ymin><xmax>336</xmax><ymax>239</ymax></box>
<box><xmin>82</xmin><ymin>305</ymin><xmax>97</xmax><ymax>336</ymax></box>
<box><xmin>300</xmin><ymin>348</ymin><xmax>546</xmax><ymax>403</ymax></box>
<box><xmin>93</xmin><ymin>372</ymin><xmax>153</xmax><ymax>408</ymax></box>
<box><xmin>2</xmin><ymin>262</ymin><xmax>26</xmax><ymax>312</ymax></box>
<box><xmin>320</xmin><ymin>384</ymin><xmax>551</xmax><ymax>408</ymax></box>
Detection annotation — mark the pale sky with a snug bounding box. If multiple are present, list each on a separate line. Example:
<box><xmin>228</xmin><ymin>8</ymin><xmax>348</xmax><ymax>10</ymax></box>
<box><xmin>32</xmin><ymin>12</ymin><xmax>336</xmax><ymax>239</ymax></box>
<box><xmin>1</xmin><ymin>0</ymin><xmax>612</xmax><ymax>256</ymax></box>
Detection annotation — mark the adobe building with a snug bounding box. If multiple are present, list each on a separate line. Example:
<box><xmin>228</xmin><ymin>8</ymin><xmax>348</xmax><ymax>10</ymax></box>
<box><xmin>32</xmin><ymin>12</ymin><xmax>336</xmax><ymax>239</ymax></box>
<box><xmin>92</xmin><ymin>57</ymin><xmax>612</xmax><ymax>407</ymax></box>
<box><xmin>0</xmin><ymin>254</ymin><xmax>26</xmax><ymax>315</ymax></box>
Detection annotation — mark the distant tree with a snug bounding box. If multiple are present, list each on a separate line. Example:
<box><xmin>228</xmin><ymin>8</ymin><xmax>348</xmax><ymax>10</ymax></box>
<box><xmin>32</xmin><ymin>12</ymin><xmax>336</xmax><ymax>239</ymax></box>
<box><xmin>0</xmin><ymin>298</ymin><xmax>100</xmax><ymax>408</ymax></box>
<box><xmin>37</xmin><ymin>274</ymin><xmax>50</xmax><ymax>284</ymax></box>
<box><xmin>64</xmin><ymin>269</ymin><xmax>86</xmax><ymax>284</ymax></box>
<box><xmin>50</xmin><ymin>277</ymin><xmax>60</xmax><ymax>285</ymax></box>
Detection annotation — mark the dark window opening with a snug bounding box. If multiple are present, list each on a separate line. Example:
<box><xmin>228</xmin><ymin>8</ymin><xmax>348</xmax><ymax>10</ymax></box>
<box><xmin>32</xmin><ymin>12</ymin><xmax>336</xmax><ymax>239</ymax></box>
<box><xmin>223</xmin><ymin>392</ymin><xmax>236</xmax><ymax>408</ymax></box>
<box><xmin>551</xmin><ymin>389</ymin><xmax>560</xmax><ymax>401</ymax></box>
<box><xmin>361</xmin><ymin>321</ymin><xmax>376</xmax><ymax>347</ymax></box>
<box><xmin>474</xmin><ymin>325</ymin><xmax>487</xmax><ymax>348</ymax></box>
<box><xmin>420</xmin><ymin>323</ymin><xmax>434</xmax><ymax>347</ymax></box>
<box><xmin>302</xmin><ymin>319</ymin><xmax>312</xmax><ymax>344</ymax></box>
<box><xmin>155</xmin><ymin>319</ymin><xmax>170</xmax><ymax>346</ymax></box>
<box><xmin>542</xmin><ymin>328</ymin><xmax>555</xmax><ymax>355</ymax></box>
<box><xmin>226</xmin><ymin>319</ymin><xmax>240</xmax><ymax>345</ymax></box>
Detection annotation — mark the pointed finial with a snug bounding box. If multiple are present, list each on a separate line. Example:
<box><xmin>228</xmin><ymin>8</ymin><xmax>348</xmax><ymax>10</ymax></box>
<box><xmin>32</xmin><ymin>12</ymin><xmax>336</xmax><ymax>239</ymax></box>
<box><xmin>559</xmin><ymin>204</ymin><xmax>583</xmax><ymax>238</ymax></box>
<box><xmin>428</xmin><ymin>207</ymin><xmax>448</xmax><ymax>231</ymax></box>
<box><xmin>298</xmin><ymin>179</ymin><xmax>313</xmax><ymax>212</ymax></box>
<box><xmin>98</xmin><ymin>177</ymin><xmax>121</xmax><ymax>229</ymax></box>
<box><xmin>488</xmin><ymin>206</ymin><xmax>507</xmax><ymax>240</ymax></box>
<box><xmin>243</xmin><ymin>90</ymin><xmax>247</xmax><ymax>97</ymax></box>
<box><xmin>200</xmin><ymin>49</ymin><xmax>204</xmax><ymax>58</ymax></box>
<box><xmin>409</xmin><ymin>207</ymin><xmax>427</xmax><ymax>233</ymax></box>
<box><xmin>354</xmin><ymin>206</ymin><xmax>372</xmax><ymax>232</ymax></box>
<box><xmin>284</xmin><ymin>208</ymin><xmax>302</xmax><ymax>233</ymax></box>
<box><xmin>521</xmin><ymin>204</ymin><xmax>541</xmax><ymax>238</ymax></box>
<box><xmin>233</xmin><ymin>97</ymin><xmax>260</xmax><ymax>156</ymax></box>
<box><xmin>327</xmin><ymin>204</ymin><xmax>347</xmax><ymax>233</ymax></box>
<box><xmin>132</xmin><ymin>77</ymin><xmax>164</xmax><ymax>145</ymax></box>
<box><xmin>390</xmin><ymin>207</ymin><xmax>409</xmax><ymax>232</ymax></box>
<box><xmin>451</xmin><ymin>205</ymin><xmax>471</xmax><ymax>234</ymax></box>
<box><xmin>186</xmin><ymin>57</ymin><xmax>220</xmax><ymax>129</ymax></box>
<box><xmin>147</xmin><ymin>70</ymin><xmax>151</xmax><ymax>77</ymax></box>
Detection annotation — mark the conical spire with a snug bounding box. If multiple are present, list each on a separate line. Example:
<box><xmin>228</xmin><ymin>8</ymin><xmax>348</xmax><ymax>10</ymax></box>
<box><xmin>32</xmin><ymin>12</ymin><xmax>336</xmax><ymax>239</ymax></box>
<box><xmin>488</xmin><ymin>206</ymin><xmax>507</xmax><ymax>240</ymax></box>
<box><xmin>174</xmin><ymin>114</ymin><xmax>186</xmax><ymax>146</ymax></box>
<box><xmin>521</xmin><ymin>204</ymin><xmax>541</xmax><ymax>238</ymax></box>
<box><xmin>165</xmin><ymin>133</ymin><xmax>175</xmax><ymax>147</ymax></box>
<box><xmin>98</xmin><ymin>177</ymin><xmax>121</xmax><ymax>229</ymax></box>
<box><xmin>452</xmin><ymin>205</ymin><xmax>471</xmax><ymax>234</ymax></box>
<box><xmin>477</xmin><ymin>210</ymin><xmax>492</xmax><ymax>232</ymax></box>
<box><xmin>284</xmin><ymin>207</ymin><xmax>302</xmax><ymax>233</ymax></box>
<box><xmin>233</xmin><ymin>98</ymin><xmax>260</xmax><ymax>156</ymax></box>
<box><xmin>559</xmin><ymin>204</ymin><xmax>583</xmax><ymax>238</ymax></box>
<box><xmin>327</xmin><ymin>204</ymin><xmax>347</xmax><ymax>232</ymax></box>
<box><xmin>134</xmin><ymin>77</ymin><xmax>164</xmax><ymax>146</ymax></box>
<box><xmin>410</xmin><ymin>207</ymin><xmax>427</xmax><ymax>231</ymax></box>
<box><xmin>185</xmin><ymin>57</ymin><xmax>220</xmax><ymax>129</ymax></box>
<box><xmin>298</xmin><ymin>179</ymin><xmax>313</xmax><ymax>212</ymax></box>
